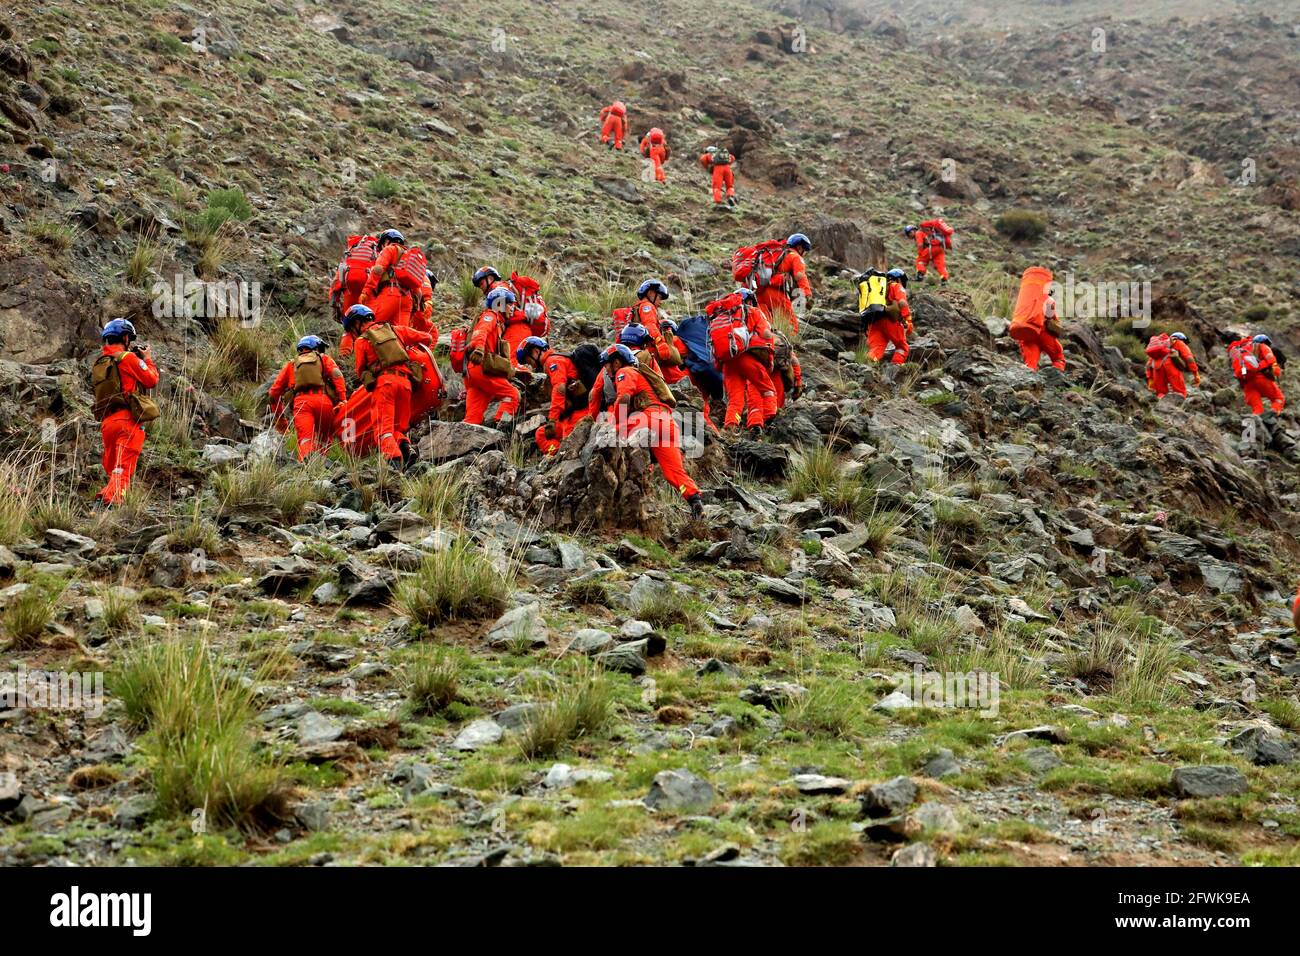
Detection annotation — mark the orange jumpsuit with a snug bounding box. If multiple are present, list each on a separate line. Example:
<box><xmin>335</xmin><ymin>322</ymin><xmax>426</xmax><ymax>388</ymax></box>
<box><xmin>1010</xmin><ymin>296</ymin><xmax>1065</xmax><ymax>371</ymax></box>
<box><xmin>914</xmin><ymin>220</ymin><xmax>952</xmax><ymax>281</ymax></box>
<box><xmin>535</xmin><ymin>352</ymin><xmax>591</xmax><ymax>454</ymax></box>
<box><xmin>1146</xmin><ymin>339</ymin><xmax>1199</xmax><ymax>398</ymax></box>
<box><xmin>408</xmin><ymin>275</ymin><xmax>437</xmax><ymax>339</ymax></box>
<box><xmin>699</xmin><ymin>153</ymin><xmax>735</xmax><ymax>203</ymax></box>
<box><xmin>1239</xmin><ymin>343</ymin><xmax>1285</xmax><ymax>415</ymax></box>
<box><xmin>96</xmin><ymin>344</ymin><xmax>159</xmax><ymax>505</ymax></box>
<box><xmin>754</xmin><ymin>249</ymin><xmax>811</xmax><ymax>334</ymax></box>
<box><xmin>720</xmin><ymin>305</ymin><xmax>779</xmax><ymax>429</ymax></box>
<box><xmin>358</xmin><ymin>244</ymin><xmax>413</xmax><ymax>328</ymax></box>
<box><xmin>639</xmin><ymin>130</ymin><xmax>668</xmax><ymax>182</ymax></box>
<box><xmin>866</xmin><ymin>280</ymin><xmax>913</xmax><ymax>364</ymax></box>
<box><xmin>463</xmin><ymin>309</ymin><xmax>520</xmax><ymax>425</ymax></box>
<box><xmin>269</xmin><ymin>354</ymin><xmax>348</xmax><ymax>459</ymax></box>
<box><xmin>354</xmin><ymin>322</ymin><xmax>432</xmax><ymax>460</ymax></box>
<box><xmin>612</xmin><ymin>367</ymin><xmax>698</xmax><ymax>499</ymax></box>
<box><xmin>599</xmin><ymin>104</ymin><xmax>626</xmax><ymax>149</ymax></box>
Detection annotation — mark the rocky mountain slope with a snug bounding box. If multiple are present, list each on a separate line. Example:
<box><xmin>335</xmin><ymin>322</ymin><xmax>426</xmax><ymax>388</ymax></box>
<box><xmin>1</xmin><ymin>0</ymin><xmax>1299</xmax><ymax>866</ymax></box>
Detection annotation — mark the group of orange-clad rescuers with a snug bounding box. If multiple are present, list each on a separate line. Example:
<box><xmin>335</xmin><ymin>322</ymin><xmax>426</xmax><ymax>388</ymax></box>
<box><xmin>598</xmin><ymin>102</ymin><xmax>740</xmax><ymax>208</ymax></box>
<box><xmin>90</xmin><ymin>215</ymin><xmax>1285</xmax><ymax>518</ymax></box>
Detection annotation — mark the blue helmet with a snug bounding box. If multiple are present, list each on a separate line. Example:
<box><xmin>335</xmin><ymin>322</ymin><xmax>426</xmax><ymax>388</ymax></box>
<box><xmin>733</xmin><ymin>287</ymin><xmax>756</xmax><ymax>304</ymax></box>
<box><xmin>601</xmin><ymin>344</ymin><xmax>638</xmax><ymax>367</ymax></box>
<box><xmin>660</xmin><ymin>319</ymin><xmax>678</xmax><ymax>335</ymax></box>
<box><xmin>101</xmin><ymin>318</ymin><xmax>137</xmax><ymax>341</ymax></box>
<box><xmin>1170</xmin><ymin>332</ymin><xmax>1188</xmax><ymax>342</ymax></box>
<box><xmin>297</xmin><ymin>335</ymin><xmax>326</xmax><ymax>352</ymax></box>
<box><xmin>620</xmin><ymin>323</ymin><xmax>651</xmax><ymax>347</ymax></box>
<box><xmin>472</xmin><ymin>266</ymin><xmax>501</xmax><ymax>286</ymax></box>
<box><xmin>377</xmin><ymin>229</ymin><xmax>405</xmax><ymax>248</ymax></box>
<box><xmin>425</xmin><ymin>269</ymin><xmax>439</xmax><ymax>288</ymax></box>
<box><xmin>887</xmin><ymin>268</ymin><xmax>906</xmax><ymax>281</ymax></box>
<box><xmin>786</xmin><ymin>233</ymin><xmax>811</xmax><ymax>252</ymax></box>
<box><xmin>903</xmin><ymin>225</ymin><xmax>917</xmax><ymax>236</ymax></box>
<box><xmin>1253</xmin><ymin>334</ymin><xmax>1271</xmax><ymax>345</ymax></box>
<box><xmin>516</xmin><ymin>335</ymin><xmax>549</xmax><ymax>363</ymax></box>
<box><xmin>637</xmin><ymin>278</ymin><xmax>669</xmax><ymax>300</ymax></box>
<box><xmin>344</xmin><ymin>304</ymin><xmax>374</xmax><ymax>328</ymax></box>
<box><xmin>486</xmin><ymin>287</ymin><xmax>516</xmax><ymax>313</ymax></box>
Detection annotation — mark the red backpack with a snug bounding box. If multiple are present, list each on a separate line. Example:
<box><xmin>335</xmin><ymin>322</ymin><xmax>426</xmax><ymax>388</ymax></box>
<box><xmin>731</xmin><ymin>240</ymin><xmax>787</xmax><ymax>286</ymax></box>
<box><xmin>449</xmin><ymin>328</ymin><xmax>468</xmax><ymax>375</ymax></box>
<box><xmin>612</xmin><ymin>306</ymin><xmax>635</xmax><ymax>340</ymax></box>
<box><xmin>1228</xmin><ymin>338</ymin><xmax>1258</xmax><ymax>379</ymax></box>
<box><xmin>1144</xmin><ymin>333</ymin><xmax>1171</xmax><ymax>360</ymax></box>
<box><xmin>393</xmin><ymin>247</ymin><xmax>427</xmax><ymax>292</ymax></box>
<box><xmin>706</xmin><ymin>296</ymin><xmax>749</xmax><ymax>363</ymax></box>
<box><xmin>339</xmin><ymin>235</ymin><xmax>377</xmax><ymax>294</ymax></box>
<box><xmin>510</xmin><ymin>273</ymin><xmax>549</xmax><ymax>336</ymax></box>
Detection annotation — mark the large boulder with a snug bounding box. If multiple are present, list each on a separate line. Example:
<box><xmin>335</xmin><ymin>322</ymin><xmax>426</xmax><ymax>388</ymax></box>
<box><xmin>527</xmin><ymin>417</ymin><xmax>662</xmax><ymax>531</ymax></box>
<box><xmin>782</xmin><ymin>214</ymin><xmax>884</xmax><ymax>272</ymax></box>
<box><xmin>0</xmin><ymin>256</ymin><xmax>100</xmax><ymax>363</ymax></box>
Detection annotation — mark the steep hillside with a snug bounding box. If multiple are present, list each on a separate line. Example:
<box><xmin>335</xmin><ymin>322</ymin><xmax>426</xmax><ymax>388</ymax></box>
<box><xmin>1</xmin><ymin>0</ymin><xmax>1299</xmax><ymax>867</ymax></box>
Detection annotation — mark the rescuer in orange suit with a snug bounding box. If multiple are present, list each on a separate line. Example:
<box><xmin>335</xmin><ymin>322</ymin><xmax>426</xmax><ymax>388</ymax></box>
<box><xmin>1145</xmin><ymin>332</ymin><xmax>1200</xmax><ymax>398</ymax></box>
<box><xmin>639</xmin><ymin>127</ymin><xmax>670</xmax><ymax>182</ymax></box>
<box><xmin>600</xmin><ymin>101</ymin><xmax>627</xmax><ymax>150</ymax></box>
<box><xmin>463</xmin><ymin>287</ymin><xmax>521</xmax><ymax>428</ymax></box>
<box><xmin>866</xmin><ymin>268</ymin><xmax>913</xmax><ymax>365</ymax></box>
<box><xmin>268</xmin><ymin>335</ymin><xmax>348</xmax><ymax>460</ymax></box>
<box><xmin>347</xmin><ymin>304</ymin><xmax>432</xmax><ymax>469</ymax></box>
<box><xmin>699</xmin><ymin>146</ymin><xmax>736</xmax><ymax>206</ymax></box>
<box><xmin>600</xmin><ymin>344</ymin><xmax>704</xmax><ymax>520</ymax></box>
<box><xmin>518</xmin><ymin>336</ymin><xmax>590</xmax><ymax>455</ymax></box>
<box><xmin>754</xmin><ymin>233</ymin><xmax>813</xmax><ymax>334</ymax></box>
<box><xmin>93</xmin><ymin>319</ymin><xmax>159</xmax><ymax>505</ymax></box>
<box><xmin>1009</xmin><ymin>266</ymin><xmax>1066</xmax><ymax>372</ymax></box>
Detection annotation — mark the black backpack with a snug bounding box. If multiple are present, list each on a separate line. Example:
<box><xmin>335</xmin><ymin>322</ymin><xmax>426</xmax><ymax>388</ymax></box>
<box><xmin>567</xmin><ymin>343</ymin><xmax>602</xmax><ymax>392</ymax></box>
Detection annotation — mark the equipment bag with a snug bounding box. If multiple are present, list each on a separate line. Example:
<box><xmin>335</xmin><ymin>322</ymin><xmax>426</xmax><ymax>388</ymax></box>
<box><xmin>731</xmin><ymin>240</ymin><xmax>786</xmax><ymax>285</ymax></box>
<box><xmin>708</xmin><ymin>309</ymin><xmax>749</xmax><ymax>362</ymax></box>
<box><xmin>856</xmin><ymin>270</ymin><xmax>889</xmax><ymax>315</ymax></box>
<box><xmin>1144</xmin><ymin>333</ymin><xmax>1172</xmax><ymax>361</ymax></box>
<box><xmin>611</xmin><ymin>306</ymin><xmax>635</xmax><ymax>340</ymax></box>
<box><xmin>293</xmin><ymin>352</ymin><xmax>339</xmax><ymax>401</ymax></box>
<box><xmin>449</xmin><ymin>328</ymin><xmax>468</xmax><ymax>375</ymax></box>
<box><xmin>393</xmin><ymin>247</ymin><xmax>427</xmax><ymax>292</ymax></box>
<box><xmin>567</xmin><ymin>343</ymin><xmax>602</xmax><ymax>393</ymax></box>
<box><xmin>636</xmin><ymin>363</ymin><xmax>677</xmax><ymax>409</ymax></box>
<box><xmin>363</xmin><ymin>322</ymin><xmax>409</xmax><ymax>369</ymax></box>
<box><xmin>1229</xmin><ymin>339</ymin><xmax>1258</xmax><ymax>379</ymax></box>
<box><xmin>92</xmin><ymin>353</ymin><xmax>160</xmax><ymax>424</ymax></box>
<box><xmin>340</xmin><ymin>235</ymin><xmax>378</xmax><ymax>294</ymax></box>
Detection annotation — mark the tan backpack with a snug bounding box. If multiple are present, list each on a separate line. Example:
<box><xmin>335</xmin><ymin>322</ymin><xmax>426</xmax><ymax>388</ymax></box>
<box><xmin>293</xmin><ymin>352</ymin><xmax>338</xmax><ymax>401</ymax></box>
<box><xmin>630</xmin><ymin>355</ymin><xmax>677</xmax><ymax>409</ymax></box>
<box><xmin>92</xmin><ymin>353</ymin><xmax>160</xmax><ymax>425</ymax></box>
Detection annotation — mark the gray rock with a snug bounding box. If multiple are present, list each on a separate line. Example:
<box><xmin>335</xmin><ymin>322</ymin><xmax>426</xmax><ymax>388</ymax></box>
<box><xmin>1171</xmin><ymin>765</ymin><xmax>1248</xmax><ymax>798</ymax></box>
<box><xmin>113</xmin><ymin>794</ymin><xmax>155</xmax><ymax>830</ymax></box>
<box><xmin>486</xmin><ymin>603</ymin><xmax>549</xmax><ymax>648</ymax></box>
<box><xmin>595</xmin><ymin>641</ymin><xmax>647</xmax><ymax>675</ymax></box>
<box><xmin>295</xmin><ymin>800</ymin><xmax>331</xmax><ymax>831</ymax></box>
<box><xmin>83</xmin><ymin>725</ymin><xmax>131</xmax><ymax>763</ymax></box>
<box><xmin>417</xmin><ymin>420</ymin><xmax>506</xmax><ymax>462</ymax></box>
<box><xmin>922</xmin><ymin>748</ymin><xmax>960</xmax><ymax>778</ymax></box>
<box><xmin>1227</xmin><ymin>727</ymin><xmax>1295</xmax><ymax>766</ymax></box>
<box><xmin>645</xmin><ymin>768</ymin><xmax>714</xmax><ymax>813</ymax></box>
<box><xmin>494</xmin><ymin>702</ymin><xmax>544</xmax><ymax>731</ymax></box>
<box><xmin>910</xmin><ymin>802</ymin><xmax>960</xmax><ymax>833</ymax></box>
<box><xmin>891</xmin><ymin>842</ymin><xmax>938</xmax><ymax>867</ymax></box>
<box><xmin>756</xmin><ymin>575</ymin><xmax>806</xmax><ymax>604</ymax></box>
<box><xmin>569</xmin><ymin>628</ymin><xmax>614</xmax><ymax>655</ymax></box>
<box><xmin>43</xmin><ymin>527</ymin><xmax>96</xmax><ymax>557</ymax></box>
<box><xmin>861</xmin><ymin>776</ymin><xmax>917</xmax><ymax>818</ymax></box>
<box><xmin>702</xmin><ymin>716</ymin><xmax>739</xmax><ymax>738</ymax></box>
<box><xmin>454</xmin><ymin>718</ymin><xmax>503</xmax><ymax>751</ymax></box>
<box><xmin>1022</xmin><ymin>748</ymin><xmax>1063</xmax><ymax>773</ymax></box>
<box><xmin>372</xmin><ymin>511</ymin><xmax>431</xmax><ymax>544</ymax></box>
<box><xmin>201</xmin><ymin>443</ymin><xmax>245</xmax><ymax>467</ymax></box>
<box><xmin>337</xmin><ymin>557</ymin><xmax>398</xmax><ymax>606</ymax></box>
<box><xmin>322</xmin><ymin>508</ymin><xmax>369</xmax><ymax>527</ymax></box>
<box><xmin>790</xmin><ymin>774</ymin><xmax>852</xmax><ymax>795</ymax></box>
<box><xmin>594</xmin><ymin>175</ymin><xmax>643</xmax><ymax>204</ymax></box>
<box><xmin>311</xmin><ymin>581</ymin><xmax>340</xmax><ymax>604</ymax></box>
<box><xmin>874</xmin><ymin>690</ymin><xmax>919</xmax><ymax>712</ymax></box>
<box><xmin>296</xmin><ymin>711</ymin><xmax>344</xmax><ymax>747</ymax></box>
<box><xmin>257</xmin><ymin>557</ymin><xmax>319</xmax><ymax>596</ymax></box>
<box><xmin>0</xmin><ymin>772</ymin><xmax>21</xmax><ymax>812</ymax></box>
